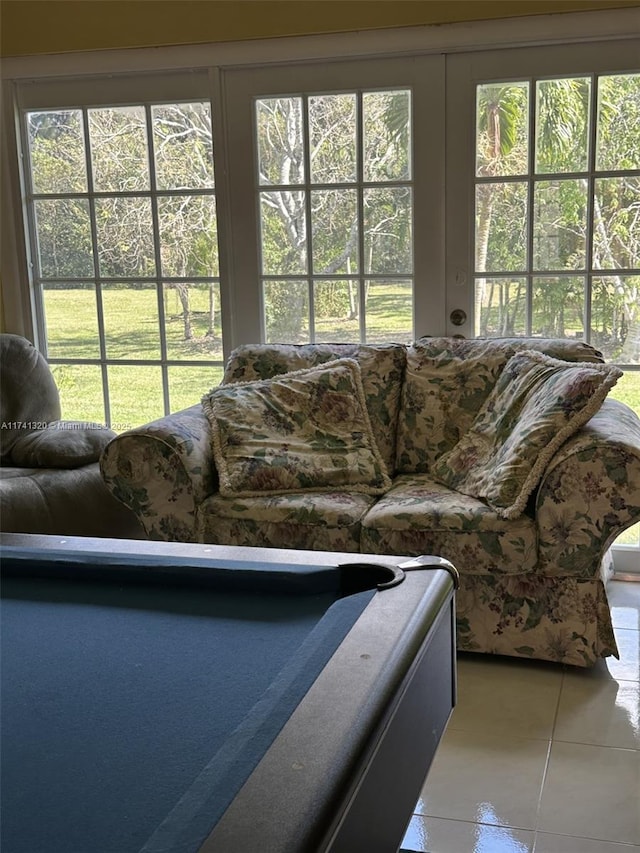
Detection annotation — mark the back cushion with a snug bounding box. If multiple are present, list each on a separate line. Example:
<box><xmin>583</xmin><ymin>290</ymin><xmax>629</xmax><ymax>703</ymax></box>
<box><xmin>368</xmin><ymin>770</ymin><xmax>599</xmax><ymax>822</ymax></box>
<box><xmin>395</xmin><ymin>336</ymin><xmax>604</xmax><ymax>475</ymax></box>
<box><xmin>223</xmin><ymin>343</ymin><xmax>407</xmax><ymax>475</ymax></box>
<box><xmin>0</xmin><ymin>334</ymin><xmax>62</xmax><ymax>464</ymax></box>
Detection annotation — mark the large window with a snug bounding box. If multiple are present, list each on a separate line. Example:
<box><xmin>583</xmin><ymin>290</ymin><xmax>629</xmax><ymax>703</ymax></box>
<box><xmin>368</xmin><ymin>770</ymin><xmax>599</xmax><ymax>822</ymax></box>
<box><xmin>255</xmin><ymin>90</ymin><xmax>413</xmax><ymax>344</ymax></box>
<box><xmin>472</xmin><ymin>72</ymin><xmax>639</xmax><ymax>406</ymax></box>
<box><xmin>19</xmin><ymin>78</ymin><xmax>224</xmax><ymax>430</ymax></box>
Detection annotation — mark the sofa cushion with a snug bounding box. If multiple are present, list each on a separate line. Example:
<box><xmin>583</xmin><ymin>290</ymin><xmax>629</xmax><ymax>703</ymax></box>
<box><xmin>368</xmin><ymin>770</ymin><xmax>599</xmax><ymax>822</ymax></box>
<box><xmin>360</xmin><ymin>474</ymin><xmax>537</xmax><ymax>574</ymax></box>
<box><xmin>9</xmin><ymin>421</ymin><xmax>116</xmax><ymax>469</ymax></box>
<box><xmin>196</xmin><ymin>490</ymin><xmax>375</xmax><ymax>552</ymax></box>
<box><xmin>396</xmin><ymin>338</ymin><xmax>519</xmax><ymax>474</ymax></box>
<box><xmin>202</xmin><ymin>359</ymin><xmax>391</xmax><ymax>497</ymax></box>
<box><xmin>223</xmin><ymin>343</ymin><xmax>406</xmax><ymax>475</ymax></box>
<box><xmin>0</xmin><ymin>464</ymin><xmax>144</xmax><ymax>538</ymax></box>
<box><xmin>431</xmin><ymin>351</ymin><xmax>622</xmax><ymax>520</ymax></box>
<box><xmin>0</xmin><ymin>334</ymin><xmax>62</xmax><ymax>463</ymax></box>
<box><xmin>395</xmin><ymin>336</ymin><xmax>606</xmax><ymax>475</ymax></box>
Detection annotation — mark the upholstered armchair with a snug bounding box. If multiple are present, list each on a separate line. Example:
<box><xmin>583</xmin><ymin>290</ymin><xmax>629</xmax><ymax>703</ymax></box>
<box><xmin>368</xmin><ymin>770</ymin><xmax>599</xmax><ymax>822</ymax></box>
<box><xmin>0</xmin><ymin>334</ymin><xmax>143</xmax><ymax>538</ymax></box>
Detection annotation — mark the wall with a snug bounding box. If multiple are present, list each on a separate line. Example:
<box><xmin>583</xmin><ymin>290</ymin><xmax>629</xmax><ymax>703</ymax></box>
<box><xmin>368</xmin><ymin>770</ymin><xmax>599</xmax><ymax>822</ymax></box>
<box><xmin>2</xmin><ymin>0</ymin><xmax>640</xmax><ymax>57</ymax></box>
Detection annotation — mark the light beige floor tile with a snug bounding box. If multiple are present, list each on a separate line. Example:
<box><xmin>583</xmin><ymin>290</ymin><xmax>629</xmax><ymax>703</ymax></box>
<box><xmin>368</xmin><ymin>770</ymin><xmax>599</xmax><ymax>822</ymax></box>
<box><xmin>417</xmin><ymin>729</ymin><xmax>550</xmax><ymax>830</ymax></box>
<box><xmin>608</xmin><ymin>580</ymin><xmax>640</xmax><ymax>631</ymax></box>
<box><xmin>608</xmin><ymin>628</ymin><xmax>640</xmax><ymax>682</ymax></box>
<box><xmin>576</xmin><ymin>628</ymin><xmax>640</xmax><ymax>683</ymax></box>
<box><xmin>537</xmin><ymin>741</ymin><xmax>640</xmax><ymax>845</ymax></box>
<box><xmin>554</xmin><ymin>675</ymin><xmax>640</xmax><ymax>749</ymax></box>
<box><xmin>402</xmin><ymin>814</ymin><xmax>534</xmax><ymax>852</ymax></box>
<box><xmin>533</xmin><ymin>832</ymin><xmax>640</xmax><ymax>852</ymax></box>
<box><xmin>450</xmin><ymin>656</ymin><xmax>562</xmax><ymax>740</ymax></box>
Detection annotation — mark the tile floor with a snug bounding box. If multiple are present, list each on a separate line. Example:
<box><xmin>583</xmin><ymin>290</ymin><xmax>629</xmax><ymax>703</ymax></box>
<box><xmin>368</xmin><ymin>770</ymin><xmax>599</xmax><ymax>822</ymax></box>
<box><xmin>401</xmin><ymin>578</ymin><xmax>640</xmax><ymax>853</ymax></box>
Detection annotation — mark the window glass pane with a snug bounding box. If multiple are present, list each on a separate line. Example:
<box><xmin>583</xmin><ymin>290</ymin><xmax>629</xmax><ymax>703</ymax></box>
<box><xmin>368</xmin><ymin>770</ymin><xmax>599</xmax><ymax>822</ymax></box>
<box><xmin>152</xmin><ymin>103</ymin><xmax>214</xmax><ymax>190</ymax></box>
<box><xmin>313</xmin><ymin>280</ymin><xmax>359</xmax><ymax>342</ymax></box>
<box><xmin>51</xmin><ymin>364</ymin><xmax>105</xmax><ymax>424</ymax></box>
<box><xmin>609</xmin><ymin>371</ymin><xmax>640</xmax><ymax>414</ymax></box>
<box><xmin>88</xmin><ymin>106</ymin><xmax>149</xmax><ymax>192</ymax></box>
<box><xmin>591</xmin><ymin>275</ymin><xmax>640</xmax><ymax>364</ymax></box>
<box><xmin>260</xmin><ymin>191</ymin><xmax>307</xmax><ymax>275</ymax></box>
<box><xmin>535</xmin><ymin>77</ymin><xmax>590</xmax><ymax>174</ymax></box>
<box><xmin>533</xmin><ymin>179</ymin><xmax>587</xmax><ymax>270</ymax></box>
<box><xmin>163</xmin><ymin>283</ymin><xmax>223</xmax><ymax>360</ymax></box>
<box><xmin>596</xmin><ymin>73</ymin><xmax>640</xmax><ymax>171</ymax></box>
<box><xmin>365</xmin><ymin>279</ymin><xmax>413</xmax><ymax>342</ymax></box>
<box><xmin>476</xmin><ymin>82</ymin><xmax>528</xmax><ymax>178</ymax></box>
<box><xmin>42</xmin><ymin>283</ymin><xmax>99</xmax><ymax>358</ymax></box>
<box><xmin>107</xmin><ymin>365</ymin><xmax>164</xmax><ymax>427</ymax></box>
<box><xmin>363</xmin><ymin>90</ymin><xmax>411</xmax><ymax>182</ymax></box>
<box><xmin>168</xmin><ymin>366</ymin><xmax>224</xmax><ymax>412</ymax></box>
<box><xmin>364</xmin><ymin>187</ymin><xmax>412</xmax><ymax>273</ymax></box>
<box><xmin>102</xmin><ymin>283</ymin><xmax>160</xmax><ymax>359</ymax></box>
<box><xmin>311</xmin><ymin>189</ymin><xmax>358</xmax><ymax>275</ymax></box>
<box><xmin>158</xmin><ymin>195</ymin><xmax>218</xmax><ymax>277</ymax></box>
<box><xmin>95</xmin><ymin>197</ymin><xmax>156</xmax><ymax>277</ymax></box>
<box><xmin>35</xmin><ymin>199</ymin><xmax>94</xmax><ymax>278</ymax></box>
<box><xmin>28</xmin><ymin>110</ymin><xmax>87</xmax><ymax>194</ymax></box>
<box><xmin>256</xmin><ymin>98</ymin><xmax>304</xmax><ymax>186</ymax></box>
<box><xmin>474</xmin><ymin>277</ymin><xmax>527</xmax><ymax>337</ymax></box>
<box><xmin>309</xmin><ymin>94</ymin><xmax>356</xmax><ymax>184</ymax></box>
<box><xmin>593</xmin><ymin>177</ymin><xmax>640</xmax><ymax>270</ymax></box>
<box><xmin>263</xmin><ymin>280</ymin><xmax>309</xmax><ymax>343</ymax></box>
<box><xmin>475</xmin><ymin>182</ymin><xmax>527</xmax><ymax>273</ymax></box>
<box><xmin>532</xmin><ymin>276</ymin><xmax>584</xmax><ymax>338</ymax></box>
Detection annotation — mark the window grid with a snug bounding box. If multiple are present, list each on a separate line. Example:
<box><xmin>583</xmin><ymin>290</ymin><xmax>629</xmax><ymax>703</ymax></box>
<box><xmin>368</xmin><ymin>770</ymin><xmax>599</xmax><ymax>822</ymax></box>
<box><xmin>256</xmin><ymin>90</ymin><xmax>414</xmax><ymax>346</ymax></box>
<box><xmin>473</xmin><ymin>72</ymin><xmax>640</xmax><ymax>368</ymax></box>
<box><xmin>22</xmin><ymin>101</ymin><xmax>223</xmax><ymax>429</ymax></box>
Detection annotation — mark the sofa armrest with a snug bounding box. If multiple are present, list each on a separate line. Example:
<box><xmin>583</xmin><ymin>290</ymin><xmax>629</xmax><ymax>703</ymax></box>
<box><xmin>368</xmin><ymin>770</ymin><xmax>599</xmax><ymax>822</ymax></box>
<box><xmin>100</xmin><ymin>405</ymin><xmax>217</xmax><ymax>542</ymax></box>
<box><xmin>536</xmin><ymin>398</ymin><xmax>640</xmax><ymax>577</ymax></box>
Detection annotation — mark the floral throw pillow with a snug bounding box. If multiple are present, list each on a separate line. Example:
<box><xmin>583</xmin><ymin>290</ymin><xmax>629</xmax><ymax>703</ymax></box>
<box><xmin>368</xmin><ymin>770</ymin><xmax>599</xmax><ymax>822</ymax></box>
<box><xmin>431</xmin><ymin>350</ymin><xmax>622</xmax><ymax>519</ymax></box>
<box><xmin>201</xmin><ymin>358</ymin><xmax>391</xmax><ymax>497</ymax></box>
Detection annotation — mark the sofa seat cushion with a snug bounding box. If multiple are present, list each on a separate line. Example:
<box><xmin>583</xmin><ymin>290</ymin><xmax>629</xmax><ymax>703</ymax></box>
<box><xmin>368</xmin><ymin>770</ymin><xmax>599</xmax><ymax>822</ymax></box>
<box><xmin>0</xmin><ymin>465</ymin><xmax>144</xmax><ymax>538</ymax></box>
<box><xmin>222</xmin><ymin>343</ymin><xmax>406</xmax><ymax>475</ymax></box>
<box><xmin>196</xmin><ymin>490</ymin><xmax>376</xmax><ymax>552</ymax></box>
<box><xmin>360</xmin><ymin>474</ymin><xmax>537</xmax><ymax>574</ymax></box>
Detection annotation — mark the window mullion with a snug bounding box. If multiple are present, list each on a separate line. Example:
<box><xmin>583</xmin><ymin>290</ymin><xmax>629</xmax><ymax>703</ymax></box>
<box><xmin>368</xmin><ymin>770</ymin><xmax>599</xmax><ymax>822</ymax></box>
<box><xmin>82</xmin><ymin>107</ymin><xmax>111</xmax><ymax>428</ymax></box>
<box><xmin>301</xmin><ymin>95</ymin><xmax>315</xmax><ymax>343</ymax></box>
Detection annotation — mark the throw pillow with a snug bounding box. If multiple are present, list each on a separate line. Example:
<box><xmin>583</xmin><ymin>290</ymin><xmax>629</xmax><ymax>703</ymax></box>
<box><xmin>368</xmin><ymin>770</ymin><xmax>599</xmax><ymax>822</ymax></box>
<box><xmin>202</xmin><ymin>358</ymin><xmax>391</xmax><ymax>497</ymax></box>
<box><xmin>9</xmin><ymin>421</ymin><xmax>117</xmax><ymax>469</ymax></box>
<box><xmin>395</xmin><ymin>337</ymin><xmax>519</xmax><ymax>474</ymax></box>
<box><xmin>431</xmin><ymin>350</ymin><xmax>622</xmax><ymax>519</ymax></box>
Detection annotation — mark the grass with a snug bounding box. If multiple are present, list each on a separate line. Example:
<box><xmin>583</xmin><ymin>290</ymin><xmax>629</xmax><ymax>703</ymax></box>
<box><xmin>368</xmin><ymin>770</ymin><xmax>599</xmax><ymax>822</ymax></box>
<box><xmin>44</xmin><ymin>284</ymin><xmax>640</xmax><ymax>423</ymax></box>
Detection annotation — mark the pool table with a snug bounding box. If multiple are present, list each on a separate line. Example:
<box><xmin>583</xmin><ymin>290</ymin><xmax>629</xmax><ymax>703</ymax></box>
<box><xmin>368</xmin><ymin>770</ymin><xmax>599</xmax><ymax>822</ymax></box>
<box><xmin>0</xmin><ymin>533</ymin><xmax>457</xmax><ymax>853</ymax></box>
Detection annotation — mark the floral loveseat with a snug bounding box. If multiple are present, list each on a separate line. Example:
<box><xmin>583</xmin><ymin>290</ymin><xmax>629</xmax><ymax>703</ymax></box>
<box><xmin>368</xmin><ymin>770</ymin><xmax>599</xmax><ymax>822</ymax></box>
<box><xmin>100</xmin><ymin>338</ymin><xmax>640</xmax><ymax>667</ymax></box>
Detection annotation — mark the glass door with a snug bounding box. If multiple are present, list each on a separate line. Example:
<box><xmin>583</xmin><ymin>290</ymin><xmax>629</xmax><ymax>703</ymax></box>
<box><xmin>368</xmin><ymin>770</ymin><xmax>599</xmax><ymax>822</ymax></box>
<box><xmin>221</xmin><ymin>54</ymin><xmax>446</xmax><ymax>346</ymax></box>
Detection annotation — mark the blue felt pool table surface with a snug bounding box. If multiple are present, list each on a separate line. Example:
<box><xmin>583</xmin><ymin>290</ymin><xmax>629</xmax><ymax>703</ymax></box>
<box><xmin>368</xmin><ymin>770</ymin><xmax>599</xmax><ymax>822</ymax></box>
<box><xmin>0</xmin><ymin>534</ymin><xmax>457</xmax><ymax>853</ymax></box>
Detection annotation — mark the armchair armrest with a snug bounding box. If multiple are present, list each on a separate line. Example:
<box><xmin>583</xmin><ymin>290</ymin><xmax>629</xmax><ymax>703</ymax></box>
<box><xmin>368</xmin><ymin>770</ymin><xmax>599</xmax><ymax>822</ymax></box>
<box><xmin>536</xmin><ymin>399</ymin><xmax>640</xmax><ymax>577</ymax></box>
<box><xmin>100</xmin><ymin>405</ymin><xmax>217</xmax><ymax>542</ymax></box>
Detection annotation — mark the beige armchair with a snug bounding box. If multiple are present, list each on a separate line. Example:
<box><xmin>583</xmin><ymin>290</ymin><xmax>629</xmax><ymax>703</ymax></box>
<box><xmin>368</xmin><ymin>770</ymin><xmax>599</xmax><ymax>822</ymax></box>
<box><xmin>0</xmin><ymin>334</ymin><xmax>143</xmax><ymax>538</ymax></box>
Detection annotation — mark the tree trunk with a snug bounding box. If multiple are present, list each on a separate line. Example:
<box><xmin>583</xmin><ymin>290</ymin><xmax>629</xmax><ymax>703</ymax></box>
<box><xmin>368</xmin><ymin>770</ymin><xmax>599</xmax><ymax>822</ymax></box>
<box><xmin>176</xmin><ymin>284</ymin><xmax>192</xmax><ymax>340</ymax></box>
<box><xmin>207</xmin><ymin>283</ymin><xmax>216</xmax><ymax>337</ymax></box>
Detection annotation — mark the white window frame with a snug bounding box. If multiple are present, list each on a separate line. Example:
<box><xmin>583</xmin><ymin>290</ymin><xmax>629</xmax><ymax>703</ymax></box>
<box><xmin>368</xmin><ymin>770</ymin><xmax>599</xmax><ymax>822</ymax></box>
<box><xmin>220</xmin><ymin>56</ymin><xmax>445</xmax><ymax>345</ymax></box>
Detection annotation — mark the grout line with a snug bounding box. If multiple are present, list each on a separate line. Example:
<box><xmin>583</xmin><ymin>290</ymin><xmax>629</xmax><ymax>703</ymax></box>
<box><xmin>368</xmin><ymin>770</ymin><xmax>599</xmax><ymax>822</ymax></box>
<box><xmin>530</xmin><ymin>666</ymin><xmax>566</xmax><ymax>834</ymax></box>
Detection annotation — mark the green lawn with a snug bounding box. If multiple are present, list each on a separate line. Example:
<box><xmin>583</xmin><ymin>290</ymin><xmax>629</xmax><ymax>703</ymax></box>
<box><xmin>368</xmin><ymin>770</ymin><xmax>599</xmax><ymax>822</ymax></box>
<box><xmin>45</xmin><ymin>285</ymin><xmax>640</xmax><ymax>427</ymax></box>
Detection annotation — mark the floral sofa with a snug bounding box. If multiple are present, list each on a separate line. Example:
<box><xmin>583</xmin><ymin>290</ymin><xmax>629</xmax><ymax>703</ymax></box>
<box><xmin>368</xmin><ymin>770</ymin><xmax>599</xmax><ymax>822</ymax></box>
<box><xmin>100</xmin><ymin>337</ymin><xmax>640</xmax><ymax>667</ymax></box>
